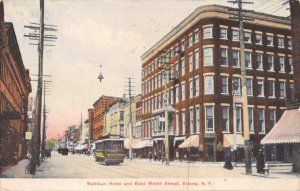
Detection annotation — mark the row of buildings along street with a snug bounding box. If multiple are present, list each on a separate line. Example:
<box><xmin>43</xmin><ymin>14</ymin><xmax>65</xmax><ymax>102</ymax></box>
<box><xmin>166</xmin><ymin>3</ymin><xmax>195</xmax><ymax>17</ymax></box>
<box><xmin>58</xmin><ymin>3</ymin><xmax>300</xmax><ymax>172</ymax></box>
<box><xmin>1</xmin><ymin>0</ymin><xmax>300</xmax><ymax>179</ymax></box>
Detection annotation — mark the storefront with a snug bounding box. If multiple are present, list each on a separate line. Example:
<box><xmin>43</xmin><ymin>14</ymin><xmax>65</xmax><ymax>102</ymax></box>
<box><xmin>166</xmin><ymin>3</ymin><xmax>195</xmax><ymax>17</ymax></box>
<box><xmin>179</xmin><ymin>135</ymin><xmax>201</xmax><ymax>161</ymax></box>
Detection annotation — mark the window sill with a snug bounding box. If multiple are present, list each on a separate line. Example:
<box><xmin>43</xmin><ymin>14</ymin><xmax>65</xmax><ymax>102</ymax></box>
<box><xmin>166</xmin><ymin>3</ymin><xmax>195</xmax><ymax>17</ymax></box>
<box><xmin>267</xmin><ymin>45</ymin><xmax>274</xmax><ymax>47</ymax></box>
<box><xmin>256</xmin><ymin>68</ymin><xmax>264</xmax><ymax>71</ymax></box>
<box><xmin>257</xmin><ymin>96</ymin><xmax>265</xmax><ymax>98</ymax></box>
<box><xmin>268</xmin><ymin>70</ymin><xmax>275</xmax><ymax>72</ymax></box>
<box><xmin>220</xmin><ymin>38</ymin><xmax>228</xmax><ymax>40</ymax></box>
<box><xmin>255</xmin><ymin>43</ymin><xmax>263</xmax><ymax>45</ymax></box>
<box><xmin>246</xmin><ymin>67</ymin><xmax>253</xmax><ymax>70</ymax></box>
<box><xmin>203</xmin><ymin>37</ymin><xmax>213</xmax><ymax>40</ymax></box>
<box><xmin>279</xmin><ymin>71</ymin><xmax>286</xmax><ymax>73</ymax></box>
<box><xmin>259</xmin><ymin>132</ymin><xmax>266</xmax><ymax>135</ymax></box>
<box><xmin>250</xmin><ymin>132</ymin><xmax>255</xmax><ymax>135</ymax></box>
<box><xmin>221</xmin><ymin>93</ymin><xmax>229</xmax><ymax>95</ymax></box>
<box><xmin>222</xmin><ymin>131</ymin><xmax>230</xmax><ymax>134</ymax></box>
<box><xmin>268</xmin><ymin>96</ymin><xmax>276</xmax><ymax>99</ymax></box>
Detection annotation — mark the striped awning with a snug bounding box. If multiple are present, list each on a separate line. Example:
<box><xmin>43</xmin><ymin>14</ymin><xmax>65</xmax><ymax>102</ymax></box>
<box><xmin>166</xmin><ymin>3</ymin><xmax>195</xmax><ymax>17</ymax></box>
<box><xmin>223</xmin><ymin>134</ymin><xmax>244</xmax><ymax>147</ymax></box>
<box><xmin>261</xmin><ymin>108</ymin><xmax>300</xmax><ymax>144</ymax></box>
<box><xmin>133</xmin><ymin>139</ymin><xmax>153</xmax><ymax>149</ymax></box>
<box><xmin>179</xmin><ymin>135</ymin><xmax>199</xmax><ymax>148</ymax></box>
<box><xmin>124</xmin><ymin>138</ymin><xmax>140</xmax><ymax>149</ymax></box>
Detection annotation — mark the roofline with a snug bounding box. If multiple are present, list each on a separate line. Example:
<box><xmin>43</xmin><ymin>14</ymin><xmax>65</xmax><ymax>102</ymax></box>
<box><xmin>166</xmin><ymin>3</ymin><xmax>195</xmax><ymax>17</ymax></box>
<box><xmin>141</xmin><ymin>4</ymin><xmax>290</xmax><ymax>63</ymax></box>
<box><xmin>93</xmin><ymin>95</ymin><xmax>122</xmax><ymax>106</ymax></box>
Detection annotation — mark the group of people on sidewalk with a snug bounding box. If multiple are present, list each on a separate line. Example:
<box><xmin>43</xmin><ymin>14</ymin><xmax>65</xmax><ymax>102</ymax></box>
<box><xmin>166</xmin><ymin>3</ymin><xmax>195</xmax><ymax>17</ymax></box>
<box><xmin>148</xmin><ymin>151</ymin><xmax>166</xmax><ymax>165</ymax></box>
<box><xmin>223</xmin><ymin>148</ymin><xmax>268</xmax><ymax>175</ymax></box>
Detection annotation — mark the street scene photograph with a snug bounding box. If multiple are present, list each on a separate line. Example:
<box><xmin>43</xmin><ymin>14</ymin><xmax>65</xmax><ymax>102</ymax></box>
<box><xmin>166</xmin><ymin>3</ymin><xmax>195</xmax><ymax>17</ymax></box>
<box><xmin>0</xmin><ymin>0</ymin><xmax>300</xmax><ymax>191</ymax></box>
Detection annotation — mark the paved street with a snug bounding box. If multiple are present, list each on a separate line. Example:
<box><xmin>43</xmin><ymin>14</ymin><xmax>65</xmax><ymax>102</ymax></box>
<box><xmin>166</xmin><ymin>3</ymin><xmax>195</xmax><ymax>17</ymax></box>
<box><xmin>1</xmin><ymin>151</ymin><xmax>299</xmax><ymax>179</ymax></box>
<box><xmin>1</xmin><ymin>152</ymin><xmax>300</xmax><ymax>191</ymax></box>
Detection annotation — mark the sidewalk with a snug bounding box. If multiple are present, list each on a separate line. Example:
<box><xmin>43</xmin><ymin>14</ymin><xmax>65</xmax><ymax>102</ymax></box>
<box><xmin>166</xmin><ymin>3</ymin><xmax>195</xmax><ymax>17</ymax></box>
<box><xmin>1</xmin><ymin>159</ymin><xmax>35</xmax><ymax>178</ymax></box>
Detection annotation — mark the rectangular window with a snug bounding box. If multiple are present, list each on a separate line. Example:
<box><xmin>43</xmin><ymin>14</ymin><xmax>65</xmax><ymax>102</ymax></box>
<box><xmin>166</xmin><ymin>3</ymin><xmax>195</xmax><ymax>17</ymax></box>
<box><xmin>170</xmin><ymin>88</ymin><xmax>174</xmax><ymax>105</ymax></box>
<box><xmin>204</xmin><ymin>75</ymin><xmax>214</xmax><ymax>94</ymax></box>
<box><xmin>222</xmin><ymin>106</ymin><xmax>229</xmax><ymax>132</ymax></box>
<box><xmin>221</xmin><ymin>76</ymin><xmax>228</xmax><ymax>94</ymax></box>
<box><xmin>205</xmin><ymin>106</ymin><xmax>214</xmax><ymax>132</ymax></box>
<box><xmin>289</xmin><ymin>57</ymin><xmax>293</xmax><ymax>74</ymax></box>
<box><xmin>290</xmin><ymin>83</ymin><xmax>295</xmax><ymax>101</ymax></box>
<box><xmin>189</xmin><ymin>54</ymin><xmax>193</xmax><ymax>72</ymax></box>
<box><xmin>175</xmin><ymin>44</ymin><xmax>179</xmax><ymax>56</ymax></box>
<box><xmin>220</xmin><ymin>48</ymin><xmax>228</xmax><ymax>66</ymax></box>
<box><xmin>204</xmin><ymin>48</ymin><xmax>213</xmax><ymax>66</ymax></box>
<box><xmin>267</xmin><ymin>55</ymin><xmax>274</xmax><ymax>71</ymax></box>
<box><xmin>181</xmin><ymin>40</ymin><xmax>185</xmax><ymax>52</ymax></box>
<box><xmin>255</xmin><ymin>33</ymin><xmax>262</xmax><ymax>45</ymax></box>
<box><xmin>181</xmin><ymin>82</ymin><xmax>185</xmax><ymax>100</ymax></box>
<box><xmin>220</xmin><ymin>28</ymin><xmax>227</xmax><ymax>39</ymax></box>
<box><xmin>232</xmin><ymin>77</ymin><xmax>241</xmax><ymax>95</ymax></box>
<box><xmin>189</xmin><ymin>80</ymin><xmax>194</xmax><ymax>98</ymax></box>
<box><xmin>245</xmin><ymin>51</ymin><xmax>252</xmax><ymax>68</ymax></box>
<box><xmin>244</xmin><ymin>32</ymin><xmax>251</xmax><ymax>43</ymax></box>
<box><xmin>235</xmin><ymin>107</ymin><xmax>242</xmax><ymax>133</ymax></box>
<box><xmin>232</xmin><ymin>50</ymin><xmax>240</xmax><ymax>67</ymax></box>
<box><xmin>268</xmin><ymin>81</ymin><xmax>275</xmax><ymax>98</ymax></box>
<box><xmin>232</xmin><ymin>29</ymin><xmax>239</xmax><ymax>41</ymax></box>
<box><xmin>278</xmin><ymin>37</ymin><xmax>284</xmax><ymax>48</ymax></box>
<box><xmin>248</xmin><ymin>108</ymin><xmax>254</xmax><ymax>133</ymax></box>
<box><xmin>194</xmin><ymin>31</ymin><xmax>199</xmax><ymax>43</ymax></box>
<box><xmin>279</xmin><ymin>56</ymin><xmax>285</xmax><ymax>72</ymax></box>
<box><xmin>246</xmin><ymin>78</ymin><xmax>253</xmax><ymax>96</ymax></box>
<box><xmin>256</xmin><ymin>53</ymin><xmax>263</xmax><ymax>70</ymax></box>
<box><xmin>196</xmin><ymin>107</ymin><xmax>200</xmax><ymax>133</ymax></box>
<box><xmin>181</xmin><ymin>58</ymin><xmax>185</xmax><ymax>76</ymax></box>
<box><xmin>182</xmin><ymin>111</ymin><xmax>186</xmax><ymax>135</ymax></box>
<box><xmin>267</xmin><ymin>35</ymin><xmax>273</xmax><ymax>46</ymax></box>
<box><xmin>195</xmin><ymin>50</ymin><xmax>199</xmax><ymax>69</ymax></box>
<box><xmin>258</xmin><ymin>108</ymin><xmax>265</xmax><ymax>133</ymax></box>
<box><xmin>190</xmin><ymin>108</ymin><xmax>194</xmax><ymax>134</ymax></box>
<box><xmin>175</xmin><ymin>85</ymin><xmax>179</xmax><ymax>103</ymax></box>
<box><xmin>175</xmin><ymin>62</ymin><xmax>179</xmax><ymax>78</ymax></box>
<box><xmin>203</xmin><ymin>27</ymin><xmax>213</xmax><ymax>39</ymax></box>
<box><xmin>279</xmin><ymin>81</ymin><xmax>286</xmax><ymax>98</ymax></box>
<box><xmin>176</xmin><ymin>111</ymin><xmax>179</xmax><ymax>135</ymax></box>
<box><xmin>195</xmin><ymin>77</ymin><xmax>200</xmax><ymax>96</ymax></box>
<box><xmin>288</xmin><ymin>39</ymin><xmax>292</xmax><ymax>50</ymax></box>
<box><xmin>269</xmin><ymin>109</ymin><xmax>276</xmax><ymax>129</ymax></box>
<box><xmin>188</xmin><ymin>34</ymin><xmax>193</xmax><ymax>47</ymax></box>
<box><xmin>258</xmin><ymin>80</ymin><xmax>264</xmax><ymax>97</ymax></box>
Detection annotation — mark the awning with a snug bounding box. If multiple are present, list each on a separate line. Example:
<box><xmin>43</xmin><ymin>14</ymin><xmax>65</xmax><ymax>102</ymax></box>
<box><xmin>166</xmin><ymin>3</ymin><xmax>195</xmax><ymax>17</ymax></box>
<box><xmin>74</xmin><ymin>144</ymin><xmax>88</xmax><ymax>150</ymax></box>
<box><xmin>173</xmin><ymin>136</ymin><xmax>186</xmax><ymax>146</ymax></box>
<box><xmin>133</xmin><ymin>139</ymin><xmax>153</xmax><ymax>149</ymax></box>
<box><xmin>179</xmin><ymin>135</ymin><xmax>199</xmax><ymax>148</ymax></box>
<box><xmin>261</xmin><ymin>108</ymin><xmax>300</xmax><ymax>144</ymax></box>
<box><xmin>153</xmin><ymin>137</ymin><xmax>164</xmax><ymax>142</ymax></box>
<box><xmin>223</xmin><ymin>134</ymin><xmax>244</xmax><ymax>147</ymax></box>
<box><xmin>124</xmin><ymin>138</ymin><xmax>140</xmax><ymax>149</ymax></box>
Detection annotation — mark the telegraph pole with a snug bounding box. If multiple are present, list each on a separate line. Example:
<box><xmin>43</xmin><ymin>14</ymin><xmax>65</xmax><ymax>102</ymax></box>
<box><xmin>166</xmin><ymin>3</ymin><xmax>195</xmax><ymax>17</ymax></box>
<box><xmin>124</xmin><ymin>77</ymin><xmax>135</xmax><ymax>161</ymax></box>
<box><xmin>24</xmin><ymin>0</ymin><xmax>57</xmax><ymax>174</ymax></box>
<box><xmin>228</xmin><ymin>0</ymin><xmax>253</xmax><ymax>174</ymax></box>
<box><xmin>41</xmin><ymin>79</ymin><xmax>51</xmax><ymax>158</ymax></box>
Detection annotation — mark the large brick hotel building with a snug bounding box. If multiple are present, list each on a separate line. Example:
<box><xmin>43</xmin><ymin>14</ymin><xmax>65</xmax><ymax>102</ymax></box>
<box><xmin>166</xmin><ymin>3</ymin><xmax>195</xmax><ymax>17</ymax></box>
<box><xmin>140</xmin><ymin>5</ymin><xmax>295</xmax><ymax>162</ymax></box>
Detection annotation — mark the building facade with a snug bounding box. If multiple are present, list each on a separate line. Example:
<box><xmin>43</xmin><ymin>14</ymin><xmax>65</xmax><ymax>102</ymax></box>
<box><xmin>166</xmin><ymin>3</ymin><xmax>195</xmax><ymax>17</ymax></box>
<box><xmin>92</xmin><ymin>95</ymin><xmax>122</xmax><ymax>140</ymax></box>
<box><xmin>104</xmin><ymin>100</ymin><xmax>126</xmax><ymax>136</ymax></box>
<box><xmin>88</xmin><ymin>108</ymin><xmax>94</xmax><ymax>141</ymax></box>
<box><xmin>124</xmin><ymin>94</ymin><xmax>141</xmax><ymax>138</ymax></box>
<box><xmin>140</xmin><ymin>5</ymin><xmax>294</xmax><ymax>162</ymax></box>
<box><xmin>0</xmin><ymin>1</ymin><xmax>32</xmax><ymax>168</ymax></box>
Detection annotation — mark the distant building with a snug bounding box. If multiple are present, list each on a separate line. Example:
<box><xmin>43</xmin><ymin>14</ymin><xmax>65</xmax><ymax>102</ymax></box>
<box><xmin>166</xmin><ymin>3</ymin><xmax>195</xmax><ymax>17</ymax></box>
<box><xmin>105</xmin><ymin>100</ymin><xmax>126</xmax><ymax>136</ymax></box>
<box><xmin>92</xmin><ymin>95</ymin><xmax>122</xmax><ymax>140</ymax></box>
<box><xmin>124</xmin><ymin>94</ymin><xmax>141</xmax><ymax>138</ymax></box>
<box><xmin>88</xmin><ymin>108</ymin><xmax>94</xmax><ymax>141</ymax></box>
<box><xmin>0</xmin><ymin>1</ymin><xmax>32</xmax><ymax>168</ymax></box>
<box><xmin>140</xmin><ymin>5</ymin><xmax>294</xmax><ymax>162</ymax></box>
<box><xmin>80</xmin><ymin>119</ymin><xmax>89</xmax><ymax>144</ymax></box>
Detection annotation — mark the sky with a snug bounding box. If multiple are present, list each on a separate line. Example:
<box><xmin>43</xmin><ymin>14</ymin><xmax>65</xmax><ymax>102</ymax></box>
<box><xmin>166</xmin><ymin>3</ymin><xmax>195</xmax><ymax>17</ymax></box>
<box><xmin>3</xmin><ymin>0</ymin><xmax>289</xmax><ymax>140</ymax></box>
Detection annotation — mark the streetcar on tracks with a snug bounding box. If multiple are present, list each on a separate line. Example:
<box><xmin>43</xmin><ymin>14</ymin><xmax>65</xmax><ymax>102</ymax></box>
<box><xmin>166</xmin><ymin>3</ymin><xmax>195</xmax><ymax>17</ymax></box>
<box><xmin>94</xmin><ymin>134</ymin><xmax>125</xmax><ymax>165</ymax></box>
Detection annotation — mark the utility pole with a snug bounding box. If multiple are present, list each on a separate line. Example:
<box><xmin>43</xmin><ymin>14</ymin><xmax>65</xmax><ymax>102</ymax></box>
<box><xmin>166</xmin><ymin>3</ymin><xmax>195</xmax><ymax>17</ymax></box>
<box><xmin>23</xmin><ymin>0</ymin><xmax>57</xmax><ymax>175</ymax></box>
<box><xmin>41</xmin><ymin>79</ymin><xmax>51</xmax><ymax>158</ymax></box>
<box><xmin>124</xmin><ymin>77</ymin><xmax>135</xmax><ymax>161</ymax></box>
<box><xmin>228</xmin><ymin>0</ymin><xmax>253</xmax><ymax>175</ymax></box>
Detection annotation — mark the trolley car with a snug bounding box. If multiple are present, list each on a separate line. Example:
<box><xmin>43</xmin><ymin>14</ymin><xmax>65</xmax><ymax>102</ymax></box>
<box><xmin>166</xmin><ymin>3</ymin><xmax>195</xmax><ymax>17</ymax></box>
<box><xmin>94</xmin><ymin>135</ymin><xmax>125</xmax><ymax>165</ymax></box>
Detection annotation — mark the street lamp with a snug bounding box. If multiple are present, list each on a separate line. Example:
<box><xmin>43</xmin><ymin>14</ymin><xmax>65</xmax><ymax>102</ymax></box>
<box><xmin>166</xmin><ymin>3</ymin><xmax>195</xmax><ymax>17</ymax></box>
<box><xmin>98</xmin><ymin>65</ymin><xmax>104</xmax><ymax>83</ymax></box>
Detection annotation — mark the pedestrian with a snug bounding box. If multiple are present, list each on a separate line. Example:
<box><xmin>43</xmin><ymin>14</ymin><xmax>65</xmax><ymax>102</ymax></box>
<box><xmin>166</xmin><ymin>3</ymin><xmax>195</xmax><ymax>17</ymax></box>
<box><xmin>223</xmin><ymin>153</ymin><xmax>233</xmax><ymax>170</ymax></box>
<box><xmin>162</xmin><ymin>152</ymin><xmax>166</xmax><ymax>165</ymax></box>
<box><xmin>256</xmin><ymin>149</ymin><xmax>265</xmax><ymax>174</ymax></box>
<box><xmin>148</xmin><ymin>151</ymin><xmax>152</xmax><ymax>162</ymax></box>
